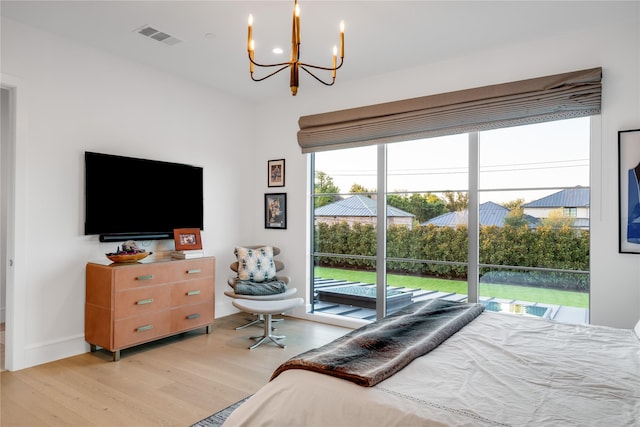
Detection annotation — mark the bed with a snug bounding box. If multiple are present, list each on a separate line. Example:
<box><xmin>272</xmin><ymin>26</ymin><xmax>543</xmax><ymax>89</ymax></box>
<box><xmin>223</xmin><ymin>300</ymin><xmax>640</xmax><ymax>426</ymax></box>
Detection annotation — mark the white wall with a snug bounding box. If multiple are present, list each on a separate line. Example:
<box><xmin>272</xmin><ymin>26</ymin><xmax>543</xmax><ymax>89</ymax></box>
<box><xmin>249</xmin><ymin>2</ymin><xmax>640</xmax><ymax>330</ymax></box>
<box><xmin>1</xmin><ymin>18</ymin><xmax>255</xmax><ymax>369</ymax></box>
<box><xmin>1</xmin><ymin>1</ymin><xmax>639</xmax><ymax>370</ymax></box>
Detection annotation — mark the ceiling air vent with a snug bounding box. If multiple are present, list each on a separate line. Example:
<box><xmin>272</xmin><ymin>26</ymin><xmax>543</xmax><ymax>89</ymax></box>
<box><xmin>135</xmin><ymin>25</ymin><xmax>182</xmax><ymax>46</ymax></box>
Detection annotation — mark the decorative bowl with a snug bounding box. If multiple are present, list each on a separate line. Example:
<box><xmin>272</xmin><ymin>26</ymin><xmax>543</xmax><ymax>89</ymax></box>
<box><xmin>106</xmin><ymin>251</ymin><xmax>150</xmax><ymax>264</ymax></box>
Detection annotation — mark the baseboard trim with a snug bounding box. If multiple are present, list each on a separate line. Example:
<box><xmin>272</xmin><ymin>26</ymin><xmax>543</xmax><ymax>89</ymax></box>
<box><xmin>22</xmin><ymin>333</ymin><xmax>87</xmax><ymax>370</ymax></box>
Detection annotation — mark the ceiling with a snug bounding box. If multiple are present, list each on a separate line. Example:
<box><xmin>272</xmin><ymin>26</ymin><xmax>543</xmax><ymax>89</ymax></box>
<box><xmin>1</xmin><ymin>1</ymin><xmax>612</xmax><ymax>102</ymax></box>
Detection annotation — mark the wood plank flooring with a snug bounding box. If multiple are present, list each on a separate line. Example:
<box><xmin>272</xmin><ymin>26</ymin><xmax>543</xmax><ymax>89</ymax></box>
<box><xmin>0</xmin><ymin>313</ymin><xmax>350</xmax><ymax>427</ymax></box>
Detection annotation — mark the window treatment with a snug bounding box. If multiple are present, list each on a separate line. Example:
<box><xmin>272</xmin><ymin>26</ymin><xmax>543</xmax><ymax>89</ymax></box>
<box><xmin>297</xmin><ymin>67</ymin><xmax>602</xmax><ymax>153</ymax></box>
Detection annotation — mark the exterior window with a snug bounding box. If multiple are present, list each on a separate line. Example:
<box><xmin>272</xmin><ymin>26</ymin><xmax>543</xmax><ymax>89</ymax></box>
<box><xmin>311</xmin><ymin>117</ymin><xmax>590</xmax><ymax>324</ymax></box>
<box><xmin>564</xmin><ymin>207</ymin><xmax>578</xmax><ymax>217</ymax></box>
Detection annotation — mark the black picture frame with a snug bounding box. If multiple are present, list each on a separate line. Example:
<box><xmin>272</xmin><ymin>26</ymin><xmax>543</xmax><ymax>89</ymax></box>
<box><xmin>267</xmin><ymin>159</ymin><xmax>285</xmax><ymax>187</ymax></box>
<box><xmin>265</xmin><ymin>193</ymin><xmax>287</xmax><ymax>229</ymax></box>
<box><xmin>618</xmin><ymin>129</ymin><xmax>640</xmax><ymax>253</ymax></box>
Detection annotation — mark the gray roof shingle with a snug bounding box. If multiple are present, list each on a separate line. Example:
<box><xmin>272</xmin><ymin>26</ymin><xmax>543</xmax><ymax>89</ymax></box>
<box><xmin>522</xmin><ymin>187</ymin><xmax>589</xmax><ymax>208</ymax></box>
<box><xmin>314</xmin><ymin>195</ymin><xmax>415</xmax><ymax>218</ymax></box>
<box><xmin>423</xmin><ymin>201</ymin><xmax>538</xmax><ymax>228</ymax></box>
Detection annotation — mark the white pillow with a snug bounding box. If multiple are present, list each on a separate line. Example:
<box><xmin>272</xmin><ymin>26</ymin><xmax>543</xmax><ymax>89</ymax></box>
<box><xmin>234</xmin><ymin>246</ymin><xmax>277</xmax><ymax>283</ymax></box>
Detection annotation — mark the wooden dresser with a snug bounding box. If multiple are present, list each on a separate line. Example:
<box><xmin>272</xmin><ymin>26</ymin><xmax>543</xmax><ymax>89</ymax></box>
<box><xmin>85</xmin><ymin>257</ymin><xmax>215</xmax><ymax>361</ymax></box>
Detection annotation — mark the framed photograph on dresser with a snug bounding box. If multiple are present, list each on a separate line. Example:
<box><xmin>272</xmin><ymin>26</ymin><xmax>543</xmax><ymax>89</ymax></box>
<box><xmin>173</xmin><ymin>228</ymin><xmax>202</xmax><ymax>251</ymax></box>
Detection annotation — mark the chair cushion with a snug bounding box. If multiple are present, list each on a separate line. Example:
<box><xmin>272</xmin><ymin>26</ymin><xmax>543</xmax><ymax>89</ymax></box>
<box><xmin>234</xmin><ymin>246</ymin><xmax>277</xmax><ymax>282</ymax></box>
<box><xmin>233</xmin><ymin>279</ymin><xmax>288</xmax><ymax>296</ymax></box>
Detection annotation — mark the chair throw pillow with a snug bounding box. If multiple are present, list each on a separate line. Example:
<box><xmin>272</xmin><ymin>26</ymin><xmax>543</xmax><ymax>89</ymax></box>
<box><xmin>234</xmin><ymin>246</ymin><xmax>277</xmax><ymax>283</ymax></box>
<box><xmin>233</xmin><ymin>279</ymin><xmax>288</xmax><ymax>295</ymax></box>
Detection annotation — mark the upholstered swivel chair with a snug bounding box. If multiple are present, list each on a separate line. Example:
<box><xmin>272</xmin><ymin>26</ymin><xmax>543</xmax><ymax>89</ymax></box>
<box><xmin>224</xmin><ymin>245</ymin><xmax>297</xmax><ymax>330</ymax></box>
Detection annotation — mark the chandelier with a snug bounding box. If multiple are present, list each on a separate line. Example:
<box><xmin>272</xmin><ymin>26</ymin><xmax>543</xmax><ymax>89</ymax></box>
<box><xmin>247</xmin><ymin>0</ymin><xmax>344</xmax><ymax>96</ymax></box>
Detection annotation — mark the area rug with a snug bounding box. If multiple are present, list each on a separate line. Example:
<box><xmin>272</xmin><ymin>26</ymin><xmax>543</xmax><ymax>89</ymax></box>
<box><xmin>190</xmin><ymin>396</ymin><xmax>251</xmax><ymax>427</ymax></box>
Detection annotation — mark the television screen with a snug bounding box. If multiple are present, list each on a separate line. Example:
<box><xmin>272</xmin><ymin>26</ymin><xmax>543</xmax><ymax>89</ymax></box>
<box><xmin>84</xmin><ymin>151</ymin><xmax>203</xmax><ymax>241</ymax></box>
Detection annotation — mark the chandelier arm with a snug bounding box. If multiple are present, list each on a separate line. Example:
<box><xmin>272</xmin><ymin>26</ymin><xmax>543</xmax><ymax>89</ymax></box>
<box><xmin>248</xmin><ymin>53</ymin><xmax>293</xmax><ymax>69</ymax></box>
<box><xmin>298</xmin><ymin>57</ymin><xmax>344</xmax><ymax>72</ymax></box>
<box><xmin>299</xmin><ymin>65</ymin><xmax>335</xmax><ymax>86</ymax></box>
<box><xmin>251</xmin><ymin>64</ymin><xmax>291</xmax><ymax>82</ymax></box>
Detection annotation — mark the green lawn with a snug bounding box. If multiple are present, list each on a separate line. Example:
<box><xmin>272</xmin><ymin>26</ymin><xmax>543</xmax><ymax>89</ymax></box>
<box><xmin>315</xmin><ymin>267</ymin><xmax>589</xmax><ymax>308</ymax></box>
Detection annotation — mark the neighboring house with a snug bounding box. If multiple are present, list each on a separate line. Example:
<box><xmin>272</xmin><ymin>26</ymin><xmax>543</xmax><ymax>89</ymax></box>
<box><xmin>522</xmin><ymin>187</ymin><xmax>590</xmax><ymax>229</ymax></box>
<box><xmin>422</xmin><ymin>201</ymin><xmax>538</xmax><ymax>228</ymax></box>
<box><xmin>315</xmin><ymin>195</ymin><xmax>415</xmax><ymax>228</ymax></box>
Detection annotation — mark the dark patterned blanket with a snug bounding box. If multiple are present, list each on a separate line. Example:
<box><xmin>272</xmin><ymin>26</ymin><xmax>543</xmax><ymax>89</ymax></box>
<box><xmin>271</xmin><ymin>299</ymin><xmax>484</xmax><ymax>387</ymax></box>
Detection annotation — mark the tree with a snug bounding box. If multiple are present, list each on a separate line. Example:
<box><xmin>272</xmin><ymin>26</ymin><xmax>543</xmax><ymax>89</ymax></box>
<box><xmin>443</xmin><ymin>191</ymin><xmax>469</xmax><ymax>212</ymax></box>
<box><xmin>539</xmin><ymin>209</ymin><xmax>575</xmax><ymax>229</ymax></box>
<box><xmin>387</xmin><ymin>193</ymin><xmax>447</xmax><ymax>224</ymax></box>
<box><xmin>314</xmin><ymin>171</ymin><xmax>341</xmax><ymax>207</ymax></box>
<box><xmin>503</xmin><ymin>206</ymin><xmax>531</xmax><ymax>228</ymax></box>
<box><xmin>501</xmin><ymin>198</ymin><xmax>525</xmax><ymax>210</ymax></box>
<box><xmin>349</xmin><ymin>183</ymin><xmax>374</xmax><ymax>194</ymax></box>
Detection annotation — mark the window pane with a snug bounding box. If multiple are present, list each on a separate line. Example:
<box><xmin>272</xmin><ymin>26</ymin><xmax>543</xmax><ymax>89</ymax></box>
<box><xmin>478</xmin><ymin>118</ymin><xmax>590</xmax><ymax>324</ymax></box>
<box><xmin>312</xmin><ymin>146</ymin><xmax>378</xmax><ymax>319</ymax></box>
<box><xmin>386</xmin><ymin>135</ymin><xmax>470</xmax><ymax>313</ymax></box>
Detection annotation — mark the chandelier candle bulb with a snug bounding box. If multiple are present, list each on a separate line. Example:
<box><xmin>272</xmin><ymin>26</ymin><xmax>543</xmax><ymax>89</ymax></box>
<box><xmin>295</xmin><ymin>4</ymin><xmax>301</xmax><ymax>44</ymax></box>
<box><xmin>340</xmin><ymin>21</ymin><xmax>344</xmax><ymax>57</ymax></box>
<box><xmin>247</xmin><ymin>14</ymin><xmax>253</xmax><ymax>51</ymax></box>
<box><xmin>332</xmin><ymin>47</ymin><xmax>337</xmax><ymax>78</ymax></box>
<box><xmin>249</xmin><ymin>45</ymin><xmax>255</xmax><ymax>73</ymax></box>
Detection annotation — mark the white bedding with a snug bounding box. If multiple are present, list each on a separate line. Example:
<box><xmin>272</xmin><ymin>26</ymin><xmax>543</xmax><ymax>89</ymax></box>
<box><xmin>224</xmin><ymin>312</ymin><xmax>640</xmax><ymax>427</ymax></box>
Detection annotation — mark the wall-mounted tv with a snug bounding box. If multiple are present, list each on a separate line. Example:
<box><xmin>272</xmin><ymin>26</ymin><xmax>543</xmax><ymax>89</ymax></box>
<box><xmin>84</xmin><ymin>151</ymin><xmax>203</xmax><ymax>242</ymax></box>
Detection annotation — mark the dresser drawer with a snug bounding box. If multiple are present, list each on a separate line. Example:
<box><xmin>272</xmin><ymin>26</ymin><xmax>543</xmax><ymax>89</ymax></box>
<box><xmin>167</xmin><ymin>258</ymin><xmax>215</xmax><ymax>282</ymax></box>
<box><xmin>114</xmin><ymin>286</ymin><xmax>171</xmax><ymax>319</ymax></box>
<box><xmin>113</xmin><ymin>263</ymin><xmax>173</xmax><ymax>291</ymax></box>
<box><xmin>114</xmin><ymin>311</ymin><xmax>171</xmax><ymax>349</ymax></box>
<box><xmin>170</xmin><ymin>301</ymin><xmax>214</xmax><ymax>332</ymax></box>
<box><xmin>170</xmin><ymin>278</ymin><xmax>214</xmax><ymax>307</ymax></box>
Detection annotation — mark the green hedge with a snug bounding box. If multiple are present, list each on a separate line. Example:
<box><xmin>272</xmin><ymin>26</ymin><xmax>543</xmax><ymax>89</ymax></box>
<box><xmin>314</xmin><ymin>223</ymin><xmax>589</xmax><ymax>291</ymax></box>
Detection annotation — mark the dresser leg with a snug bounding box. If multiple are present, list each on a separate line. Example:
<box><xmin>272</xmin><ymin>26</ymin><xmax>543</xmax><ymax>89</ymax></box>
<box><xmin>90</xmin><ymin>344</ymin><xmax>98</xmax><ymax>352</ymax></box>
<box><xmin>206</xmin><ymin>324</ymin><xmax>212</xmax><ymax>334</ymax></box>
<box><xmin>113</xmin><ymin>350</ymin><xmax>121</xmax><ymax>362</ymax></box>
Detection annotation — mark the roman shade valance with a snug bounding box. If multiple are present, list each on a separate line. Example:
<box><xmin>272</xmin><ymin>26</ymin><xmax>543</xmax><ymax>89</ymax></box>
<box><xmin>297</xmin><ymin>67</ymin><xmax>602</xmax><ymax>153</ymax></box>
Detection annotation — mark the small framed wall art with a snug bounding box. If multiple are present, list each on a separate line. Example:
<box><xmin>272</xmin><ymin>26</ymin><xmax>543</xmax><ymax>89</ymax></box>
<box><xmin>173</xmin><ymin>228</ymin><xmax>203</xmax><ymax>251</ymax></box>
<box><xmin>267</xmin><ymin>159</ymin><xmax>285</xmax><ymax>187</ymax></box>
<box><xmin>265</xmin><ymin>193</ymin><xmax>287</xmax><ymax>229</ymax></box>
<box><xmin>618</xmin><ymin>129</ymin><xmax>640</xmax><ymax>253</ymax></box>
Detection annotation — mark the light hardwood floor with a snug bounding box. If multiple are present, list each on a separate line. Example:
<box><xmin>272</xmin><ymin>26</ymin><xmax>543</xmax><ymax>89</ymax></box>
<box><xmin>0</xmin><ymin>313</ymin><xmax>349</xmax><ymax>427</ymax></box>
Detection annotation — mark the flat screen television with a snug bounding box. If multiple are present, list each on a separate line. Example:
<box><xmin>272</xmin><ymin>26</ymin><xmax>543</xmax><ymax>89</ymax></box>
<box><xmin>84</xmin><ymin>151</ymin><xmax>203</xmax><ymax>242</ymax></box>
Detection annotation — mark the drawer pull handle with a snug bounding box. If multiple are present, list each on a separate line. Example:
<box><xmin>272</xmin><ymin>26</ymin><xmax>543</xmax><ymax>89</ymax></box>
<box><xmin>186</xmin><ymin>313</ymin><xmax>201</xmax><ymax>320</ymax></box>
<box><xmin>187</xmin><ymin>269</ymin><xmax>201</xmax><ymax>274</ymax></box>
<box><xmin>186</xmin><ymin>290</ymin><xmax>201</xmax><ymax>296</ymax></box>
<box><xmin>136</xmin><ymin>324</ymin><xmax>154</xmax><ymax>332</ymax></box>
<box><xmin>136</xmin><ymin>275</ymin><xmax>153</xmax><ymax>281</ymax></box>
<box><xmin>136</xmin><ymin>298</ymin><xmax>154</xmax><ymax>305</ymax></box>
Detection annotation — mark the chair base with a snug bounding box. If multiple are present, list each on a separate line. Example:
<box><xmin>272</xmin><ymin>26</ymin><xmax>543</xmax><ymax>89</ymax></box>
<box><xmin>235</xmin><ymin>314</ymin><xmax>283</xmax><ymax>330</ymax></box>
<box><xmin>232</xmin><ymin>297</ymin><xmax>304</xmax><ymax>350</ymax></box>
<box><xmin>247</xmin><ymin>313</ymin><xmax>285</xmax><ymax>350</ymax></box>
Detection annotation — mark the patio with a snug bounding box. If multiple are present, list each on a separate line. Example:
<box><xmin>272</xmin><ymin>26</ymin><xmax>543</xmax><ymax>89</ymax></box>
<box><xmin>313</xmin><ymin>278</ymin><xmax>589</xmax><ymax>325</ymax></box>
